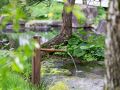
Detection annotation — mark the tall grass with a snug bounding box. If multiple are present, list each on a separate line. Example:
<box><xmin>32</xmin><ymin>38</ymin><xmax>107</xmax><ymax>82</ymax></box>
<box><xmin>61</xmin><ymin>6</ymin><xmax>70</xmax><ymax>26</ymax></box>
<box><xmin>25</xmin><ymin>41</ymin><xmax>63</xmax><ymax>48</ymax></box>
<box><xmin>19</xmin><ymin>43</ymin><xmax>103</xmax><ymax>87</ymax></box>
<box><xmin>0</xmin><ymin>71</ymin><xmax>46</xmax><ymax>90</ymax></box>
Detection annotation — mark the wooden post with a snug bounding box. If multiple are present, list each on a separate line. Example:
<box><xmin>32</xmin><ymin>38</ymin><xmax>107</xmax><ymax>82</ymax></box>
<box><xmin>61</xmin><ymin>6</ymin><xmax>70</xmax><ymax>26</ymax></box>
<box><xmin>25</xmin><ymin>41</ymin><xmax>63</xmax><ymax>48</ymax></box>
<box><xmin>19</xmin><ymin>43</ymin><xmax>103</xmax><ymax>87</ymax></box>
<box><xmin>32</xmin><ymin>36</ymin><xmax>41</xmax><ymax>85</ymax></box>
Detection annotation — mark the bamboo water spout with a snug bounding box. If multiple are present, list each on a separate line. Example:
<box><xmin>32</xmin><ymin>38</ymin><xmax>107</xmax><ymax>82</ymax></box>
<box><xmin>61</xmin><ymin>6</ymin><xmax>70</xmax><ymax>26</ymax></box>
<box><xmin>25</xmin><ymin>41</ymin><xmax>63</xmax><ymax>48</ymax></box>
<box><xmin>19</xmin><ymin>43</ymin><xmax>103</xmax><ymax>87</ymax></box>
<box><xmin>32</xmin><ymin>35</ymin><xmax>66</xmax><ymax>85</ymax></box>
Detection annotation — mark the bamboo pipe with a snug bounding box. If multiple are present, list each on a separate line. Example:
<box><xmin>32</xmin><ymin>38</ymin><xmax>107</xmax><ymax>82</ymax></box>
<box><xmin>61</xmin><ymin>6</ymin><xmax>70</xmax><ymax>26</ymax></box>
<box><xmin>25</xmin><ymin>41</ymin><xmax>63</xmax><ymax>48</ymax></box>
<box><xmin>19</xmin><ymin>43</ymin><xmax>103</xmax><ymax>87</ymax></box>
<box><xmin>40</xmin><ymin>48</ymin><xmax>66</xmax><ymax>52</ymax></box>
<box><xmin>32</xmin><ymin>36</ymin><xmax>41</xmax><ymax>85</ymax></box>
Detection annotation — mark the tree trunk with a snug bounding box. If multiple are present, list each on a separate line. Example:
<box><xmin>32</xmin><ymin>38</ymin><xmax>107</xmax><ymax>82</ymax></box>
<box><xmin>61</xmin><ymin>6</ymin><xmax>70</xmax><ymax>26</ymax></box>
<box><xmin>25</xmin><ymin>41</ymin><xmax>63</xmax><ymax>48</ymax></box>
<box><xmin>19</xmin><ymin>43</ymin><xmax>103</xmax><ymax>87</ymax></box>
<box><xmin>42</xmin><ymin>0</ymin><xmax>75</xmax><ymax>48</ymax></box>
<box><xmin>105</xmin><ymin>0</ymin><xmax>120</xmax><ymax>90</ymax></box>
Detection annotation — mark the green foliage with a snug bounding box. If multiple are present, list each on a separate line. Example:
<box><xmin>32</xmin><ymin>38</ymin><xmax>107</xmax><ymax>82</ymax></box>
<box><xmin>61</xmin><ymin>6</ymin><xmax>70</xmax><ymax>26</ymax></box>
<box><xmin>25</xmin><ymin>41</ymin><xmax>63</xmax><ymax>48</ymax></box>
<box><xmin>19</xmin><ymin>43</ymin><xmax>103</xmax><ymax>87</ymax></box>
<box><xmin>27</xmin><ymin>1</ymin><xmax>63</xmax><ymax>20</ymax></box>
<box><xmin>27</xmin><ymin>1</ymin><xmax>86</xmax><ymax>22</ymax></box>
<box><xmin>0</xmin><ymin>72</ymin><xmax>46</xmax><ymax>90</ymax></box>
<box><xmin>73</xmin><ymin>5</ymin><xmax>86</xmax><ymax>24</ymax></box>
<box><xmin>67</xmin><ymin>30</ymin><xmax>105</xmax><ymax>61</ymax></box>
<box><xmin>0</xmin><ymin>0</ymin><xmax>9</xmax><ymax>9</ymax></box>
<box><xmin>0</xmin><ymin>50</ymin><xmax>24</xmax><ymax>73</ymax></box>
<box><xmin>0</xmin><ymin>40</ymin><xmax>46</xmax><ymax>89</ymax></box>
<box><xmin>0</xmin><ymin>72</ymin><xmax>31</xmax><ymax>90</ymax></box>
<box><xmin>94</xmin><ymin>7</ymin><xmax>106</xmax><ymax>24</ymax></box>
<box><xmin>26</xmin><ymin>0</ymin><xmax>51</xmax><ymax>5</ymax></box>
<box><xmin>97</xmin><ymin>7</ymin><xmax>106</xmax><ymax>16</ymax></box>
<box><xmin>0</xmin><ymin>0</ymin><xmax>27</xmax><ymax>31</ymax></box>
<box><xmin>55</xmin><ymin>30</ymin><xmax>105</xmax><ymax>61</ymax></box>
<box><xmin>0</xmin><ymin>34</ymin><xmax>9</xmax><ymax>49</ymax></box>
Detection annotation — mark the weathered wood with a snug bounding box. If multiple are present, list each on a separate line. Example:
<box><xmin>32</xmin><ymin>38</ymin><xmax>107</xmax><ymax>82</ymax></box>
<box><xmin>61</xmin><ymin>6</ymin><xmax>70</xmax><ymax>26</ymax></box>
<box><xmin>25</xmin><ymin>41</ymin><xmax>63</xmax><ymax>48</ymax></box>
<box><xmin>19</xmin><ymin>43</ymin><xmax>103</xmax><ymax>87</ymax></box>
<box><xmin>32</xmin><ymin>36</ymin><xmax>41</xmax><ymax>85</ymax></box>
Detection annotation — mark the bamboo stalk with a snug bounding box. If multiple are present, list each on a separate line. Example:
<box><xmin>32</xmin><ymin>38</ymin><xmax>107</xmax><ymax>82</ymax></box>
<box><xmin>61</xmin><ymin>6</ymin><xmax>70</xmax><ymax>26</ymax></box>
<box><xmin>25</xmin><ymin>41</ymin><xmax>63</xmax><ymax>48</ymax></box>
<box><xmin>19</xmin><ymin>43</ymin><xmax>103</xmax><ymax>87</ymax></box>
<box><xmin>32</xmin><ymin>36</ymin><xmax>41</xmax><ymax>85</ymax></box>
<box><xmin>40</xmin><ymin>48</ymin><xmax>66</xmax><ymax>52</ymax></box>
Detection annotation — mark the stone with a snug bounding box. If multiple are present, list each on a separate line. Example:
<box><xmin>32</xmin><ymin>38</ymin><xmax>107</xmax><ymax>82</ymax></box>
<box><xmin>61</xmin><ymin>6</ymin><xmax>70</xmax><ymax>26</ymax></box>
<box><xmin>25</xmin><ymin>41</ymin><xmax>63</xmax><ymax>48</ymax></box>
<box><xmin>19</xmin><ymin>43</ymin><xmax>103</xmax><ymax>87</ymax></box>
<box><xmin>82</xmin><ymin>5</ymin><xmax>98</xmax><ymax>26</ymax></box>
<box><xmin>72</xmin><ymin>5</ymin><xmax>98</xmax><ymax>29</ymax></box>
<box><xmin>95</xmin><ymin>19</ymin><xmax>107</xmax><ymax>34</ymax></box>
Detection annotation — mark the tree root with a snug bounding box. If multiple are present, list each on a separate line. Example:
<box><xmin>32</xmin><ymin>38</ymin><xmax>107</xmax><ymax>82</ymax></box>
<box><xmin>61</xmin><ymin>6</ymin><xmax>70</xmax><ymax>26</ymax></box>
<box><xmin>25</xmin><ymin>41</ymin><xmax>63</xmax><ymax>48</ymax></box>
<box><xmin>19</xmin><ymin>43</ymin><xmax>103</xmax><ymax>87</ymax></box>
<box><xmin>41</xmin><ymin>33</ymin><xmax>70</xmax><ymax>48</ymax></box>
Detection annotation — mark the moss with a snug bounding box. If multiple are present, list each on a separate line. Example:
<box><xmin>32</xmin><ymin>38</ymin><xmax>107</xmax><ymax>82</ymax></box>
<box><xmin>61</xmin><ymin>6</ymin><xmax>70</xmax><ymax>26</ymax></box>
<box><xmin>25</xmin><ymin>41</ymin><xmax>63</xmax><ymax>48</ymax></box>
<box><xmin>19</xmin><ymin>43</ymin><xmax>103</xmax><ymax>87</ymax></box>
<box><xmin>41</xmin><ymin>67</ymin><xmax>71</xmax><ymax>76</ymax></box>
<box><xmin>48</xmin><ymin>81</ymin><xmax>69</xmax><ymax>90</ymax></box>
<box><xmin>50</xmin><ymin>68</ymin><xmax>71</xmax><ymax>75</ymax></box>
<box><xmin>41</xmin><ymin>60</ymin><xmax>72</xmax><ymax>76</ymax></box>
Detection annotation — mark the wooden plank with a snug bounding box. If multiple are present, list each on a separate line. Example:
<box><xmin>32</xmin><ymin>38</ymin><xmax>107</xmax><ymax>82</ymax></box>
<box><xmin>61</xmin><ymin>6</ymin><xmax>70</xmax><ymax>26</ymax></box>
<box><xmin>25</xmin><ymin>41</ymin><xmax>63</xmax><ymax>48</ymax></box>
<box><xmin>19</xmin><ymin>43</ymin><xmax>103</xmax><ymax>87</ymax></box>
<box><xmin>32</xmin><ymin>36</ymin><xmax>41</xmax><ymax>85</ymax></box>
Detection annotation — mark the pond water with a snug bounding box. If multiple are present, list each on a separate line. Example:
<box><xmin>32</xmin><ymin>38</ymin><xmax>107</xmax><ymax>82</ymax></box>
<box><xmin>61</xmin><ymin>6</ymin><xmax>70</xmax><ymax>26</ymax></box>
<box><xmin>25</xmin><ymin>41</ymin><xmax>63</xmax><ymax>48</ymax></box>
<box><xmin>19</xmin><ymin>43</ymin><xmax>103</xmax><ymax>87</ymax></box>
<box><xmin>18</xmin><ymin>28</ymin><xmax>60</xmax><ymax>45</ymax></box>
<box><xmin>0</xmin><ymin>27</ymin><xmax>61</xmax><ymax>49</ymax></box>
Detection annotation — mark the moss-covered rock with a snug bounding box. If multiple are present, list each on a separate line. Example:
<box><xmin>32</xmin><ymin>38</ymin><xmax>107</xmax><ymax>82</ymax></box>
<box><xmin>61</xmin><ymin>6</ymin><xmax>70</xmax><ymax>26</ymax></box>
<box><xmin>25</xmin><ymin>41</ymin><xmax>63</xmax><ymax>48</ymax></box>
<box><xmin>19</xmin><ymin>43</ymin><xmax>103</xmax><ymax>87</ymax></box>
<box><xmin>41</xmin><ymin>60</ymin><xmax>72</xmax><ymax>76</ymax></box>
<box><xmin>41</xmin><ymin>67</ymin><xmax>72</xmax><ymax>76</ymax></box>
<box><xmin>48</xmin><ymin>81</ymin><xmax>69</xmax><ymax>90</ymax></box>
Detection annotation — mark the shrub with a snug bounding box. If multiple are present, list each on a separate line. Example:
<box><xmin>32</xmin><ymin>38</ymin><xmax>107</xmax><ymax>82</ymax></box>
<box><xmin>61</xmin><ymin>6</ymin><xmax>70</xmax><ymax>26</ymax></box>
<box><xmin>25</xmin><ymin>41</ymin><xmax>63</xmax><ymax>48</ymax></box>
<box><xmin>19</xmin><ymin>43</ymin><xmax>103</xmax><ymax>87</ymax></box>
<box><xmin>67</xmin><ymin>30</ymin><xmax>105</xmax><ymax>61</ymax></box>
<box><xmin>27</xmin><ymin>1</ymin><xmax>63</xmax><ymax>20</ymax></box>
<box><xmin>54</xmin><ymin>30</ymin><xmax>105</xmax><ymax>61</ymax></box>
<box><xmin>94</xmin><ymin>7</ymin><xmax>106</xmax><ymax>24</ymax></box>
